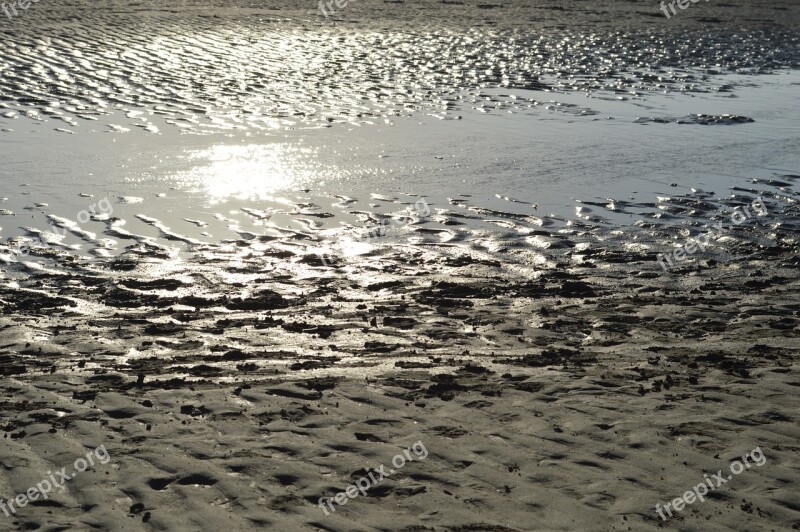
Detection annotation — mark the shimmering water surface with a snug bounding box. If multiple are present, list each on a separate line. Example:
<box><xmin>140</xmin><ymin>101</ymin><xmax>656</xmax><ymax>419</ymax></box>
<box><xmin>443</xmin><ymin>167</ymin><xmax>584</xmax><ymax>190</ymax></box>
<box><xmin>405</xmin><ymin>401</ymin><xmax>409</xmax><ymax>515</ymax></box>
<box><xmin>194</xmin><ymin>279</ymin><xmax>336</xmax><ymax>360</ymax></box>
<box><xmin>2</xmin><ymin>5</ymin><xmax>800</xmax><ymax>531</ymax></box>
<box><xmin>1</xmin><ymin>0</ymin><xmax>799</xmax><ymax>271</ymax></box>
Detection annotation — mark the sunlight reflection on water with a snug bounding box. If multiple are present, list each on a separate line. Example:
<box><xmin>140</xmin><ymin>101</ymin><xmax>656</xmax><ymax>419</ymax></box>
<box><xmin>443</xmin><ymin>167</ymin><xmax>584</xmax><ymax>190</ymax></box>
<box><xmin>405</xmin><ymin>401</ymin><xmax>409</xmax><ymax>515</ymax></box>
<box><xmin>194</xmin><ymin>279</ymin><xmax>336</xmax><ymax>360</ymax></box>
<box><xmin>179</xmin><ymin>144</ymin><xmax>330</xmax><ymax>201</ymax></box>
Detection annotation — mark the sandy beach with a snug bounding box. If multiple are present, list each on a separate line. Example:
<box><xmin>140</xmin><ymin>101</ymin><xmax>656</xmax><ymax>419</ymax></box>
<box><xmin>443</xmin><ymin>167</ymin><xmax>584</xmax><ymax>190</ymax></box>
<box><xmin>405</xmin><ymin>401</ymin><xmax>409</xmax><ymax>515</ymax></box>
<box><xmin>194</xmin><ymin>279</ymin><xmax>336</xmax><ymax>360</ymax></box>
<box><xmin>1</xmin><ymin>0</ymin><xmax>799</xmax><ymax>530</ymax></box>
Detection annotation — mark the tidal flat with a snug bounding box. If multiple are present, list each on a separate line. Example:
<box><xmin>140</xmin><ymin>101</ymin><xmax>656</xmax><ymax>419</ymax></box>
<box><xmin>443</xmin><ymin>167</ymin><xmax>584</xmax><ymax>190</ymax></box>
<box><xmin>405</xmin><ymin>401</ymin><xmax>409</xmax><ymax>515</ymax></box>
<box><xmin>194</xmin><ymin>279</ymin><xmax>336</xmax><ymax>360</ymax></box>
<box><xmin>1</xmin><ymin>0</ymin><xmax>799</xmax><ymax>530</ymax></box>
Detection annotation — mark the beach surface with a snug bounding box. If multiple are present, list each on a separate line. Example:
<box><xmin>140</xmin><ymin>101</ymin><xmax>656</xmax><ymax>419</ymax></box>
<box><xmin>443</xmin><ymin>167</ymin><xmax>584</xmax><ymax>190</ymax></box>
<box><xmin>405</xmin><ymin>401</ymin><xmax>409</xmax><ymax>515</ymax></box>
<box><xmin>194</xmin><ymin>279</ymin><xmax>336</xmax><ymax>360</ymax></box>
<box><xmin>1</xmin><ymin>0</ymin><xmax>799</xmax><ymax>530</ymax></box>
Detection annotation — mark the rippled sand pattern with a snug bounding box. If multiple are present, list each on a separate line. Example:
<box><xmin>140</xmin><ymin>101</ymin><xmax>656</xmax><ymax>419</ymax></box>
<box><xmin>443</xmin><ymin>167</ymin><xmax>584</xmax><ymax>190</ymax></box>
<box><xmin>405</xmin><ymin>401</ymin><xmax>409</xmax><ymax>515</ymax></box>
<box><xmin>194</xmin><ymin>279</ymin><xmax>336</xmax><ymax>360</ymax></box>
<box><xmin>0</xmin><ymin>177</ymin><xmax>799</xmax><ymax>530</ymax></box>
<box><xmin>2</xmin><ymin>2</ymin><xmax>800</xmax><ymax>530</ymax></box>
<box><xmin>1</xmin><ymin>1</ymin><xmax>799</xmax><ymax>133</ymax></box>
<box><xmin>1</xmin><ymin>176</ymin><xmax>798</xmax><ymax>299</ymax></box>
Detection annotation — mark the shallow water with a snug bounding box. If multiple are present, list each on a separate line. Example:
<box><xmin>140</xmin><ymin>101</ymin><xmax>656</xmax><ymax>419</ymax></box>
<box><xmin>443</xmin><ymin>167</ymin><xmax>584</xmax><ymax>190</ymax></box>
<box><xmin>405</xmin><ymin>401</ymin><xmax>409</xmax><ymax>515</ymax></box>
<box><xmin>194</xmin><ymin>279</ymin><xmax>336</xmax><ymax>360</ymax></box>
<box><xmin>1</xmin><ymin>0</ymin><xmax>799</xmax><ymax>281</ymax></box>
<box><xmin>1</xmin><ymin>5</ymin><xmax>800</xmax><ymax>531</ymax></box>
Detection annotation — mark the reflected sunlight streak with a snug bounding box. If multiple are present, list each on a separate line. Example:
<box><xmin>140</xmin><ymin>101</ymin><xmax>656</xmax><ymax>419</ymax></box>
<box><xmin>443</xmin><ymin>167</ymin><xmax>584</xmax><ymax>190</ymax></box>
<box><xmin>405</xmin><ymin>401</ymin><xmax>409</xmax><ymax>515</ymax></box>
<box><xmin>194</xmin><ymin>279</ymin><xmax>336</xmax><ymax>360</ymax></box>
<box><xmin>182</xmin><ymin>144</ymin><xmax>327</xmax><ymax>201</ymax></box>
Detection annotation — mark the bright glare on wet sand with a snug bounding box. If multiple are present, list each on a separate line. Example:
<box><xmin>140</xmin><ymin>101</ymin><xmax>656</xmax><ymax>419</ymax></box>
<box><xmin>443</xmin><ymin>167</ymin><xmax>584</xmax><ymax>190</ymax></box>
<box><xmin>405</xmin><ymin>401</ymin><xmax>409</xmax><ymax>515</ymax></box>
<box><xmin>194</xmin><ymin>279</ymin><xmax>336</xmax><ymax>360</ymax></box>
<box><xmin>0</xmin><ymin>1</ymin><xmax>799</xmax><ymax>530</ymax></box>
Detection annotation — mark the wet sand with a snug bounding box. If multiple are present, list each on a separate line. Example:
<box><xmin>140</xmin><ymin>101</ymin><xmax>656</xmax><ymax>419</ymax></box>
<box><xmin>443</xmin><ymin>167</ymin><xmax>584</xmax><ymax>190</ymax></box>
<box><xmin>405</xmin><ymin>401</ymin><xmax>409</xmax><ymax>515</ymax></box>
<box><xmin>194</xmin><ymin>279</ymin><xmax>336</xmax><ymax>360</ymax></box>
<box><xmin>1</xmin><ymin>183</ymin><xmax>799</xmax><ymax>530</ymax></box>
<box><xmin>1</xmin><ymin>0</ymin><xmax>800</xmax><ymax>530</ymax></box>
